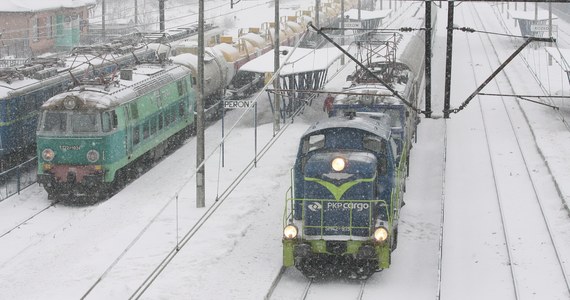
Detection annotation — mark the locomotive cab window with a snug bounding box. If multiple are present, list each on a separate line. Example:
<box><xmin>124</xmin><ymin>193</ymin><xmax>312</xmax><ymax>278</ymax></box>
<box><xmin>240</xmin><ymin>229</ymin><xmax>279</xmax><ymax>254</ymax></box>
<box><xmin>101</xmin><ymin>111</ymin><xmax>118</xmax><ymax>132</ymax></box>
<box><xmin>177</xmin><ymin>80</ymin><xmax>185</xmax><ymax>96</ymax></box>
<box><xmin>302</xmin><ymin>134</ymin><xmax>325</xmax><ymax>155</ymax></box>
<box><xmin>363</xmin><ymin>135</ymin><xmax>385</xmax><ymax>154</ymax></box>
<box><xmin>363</xmin><ymin>136</ymin><xmax>388</xmax><ymax>175</ymax></box>
<box><xmin>71</xmin><ymin>113</ymin><xmax>99</xmax><ymax>133</ymax></box>
<box><xmin>41</xmin><ymin>112</ymin><xmax>67</xmax><ymax>132</ymax></box>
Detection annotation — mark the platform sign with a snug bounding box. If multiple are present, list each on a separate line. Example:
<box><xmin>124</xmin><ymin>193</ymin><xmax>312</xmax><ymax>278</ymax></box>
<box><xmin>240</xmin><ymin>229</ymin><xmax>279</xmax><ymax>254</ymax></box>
<box><xmin>224</xmin><ymin>100</ymin><xmax>255</xmax><ymax>109</ymax></box>
<box><xmin>531</xmin><ymin>24</ymin><xmax>557</xmax><ymax>32</ymax></box>
<box><xmin>344</xmin><ymin>22</ymin><xmax>362</xmax><ymax>29</ymax></box>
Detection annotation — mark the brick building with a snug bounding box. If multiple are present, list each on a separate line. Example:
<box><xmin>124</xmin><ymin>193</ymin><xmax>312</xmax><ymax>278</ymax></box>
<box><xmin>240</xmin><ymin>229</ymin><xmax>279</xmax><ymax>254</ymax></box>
<box><xmin>0</xmin><ymin>0</ymin><xmax>96</xmax><ymax>58</ymax></box>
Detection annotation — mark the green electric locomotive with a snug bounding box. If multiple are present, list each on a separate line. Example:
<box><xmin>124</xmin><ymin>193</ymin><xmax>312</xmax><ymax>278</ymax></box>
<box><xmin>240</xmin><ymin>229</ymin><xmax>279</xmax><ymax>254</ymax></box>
<box><xmin>36</xmin><ymin>63</ymin><xmax>195</xmax><ymax>199</ymax></box>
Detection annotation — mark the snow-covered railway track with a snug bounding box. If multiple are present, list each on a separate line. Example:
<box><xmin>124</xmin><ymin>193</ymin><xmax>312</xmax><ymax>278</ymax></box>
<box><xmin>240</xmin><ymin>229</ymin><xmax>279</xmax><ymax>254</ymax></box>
<box><xmin>302</xmin><ymin>279</ymin><xmax>366</xmax><ymax>300</ymax></box>
<box><xmin>0</xmin><ymin>201</ymin><xmax>58</xmax><ymax>240</ymax></box>
<box><xmin>0</xmin><ymin>196</ymin><xmax>98</xmax><ymax>270</ymax></box>
<box><xmin>463</xmin><ymin>4</ymin><xmax>570</xmax><ymax>299</ymax></box>
<box><xmin>266</xmin><ymin>267</ymin><xmax>368</xmax><ymax>300</ymax></box>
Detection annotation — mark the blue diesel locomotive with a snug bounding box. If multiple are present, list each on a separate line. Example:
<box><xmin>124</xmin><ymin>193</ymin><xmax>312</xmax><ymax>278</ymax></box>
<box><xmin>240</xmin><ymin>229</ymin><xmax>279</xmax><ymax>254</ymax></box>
<box><xmin>282</xmin><ymin>113</ymin><xmax>406</xmax><ymax>279</ymax></box>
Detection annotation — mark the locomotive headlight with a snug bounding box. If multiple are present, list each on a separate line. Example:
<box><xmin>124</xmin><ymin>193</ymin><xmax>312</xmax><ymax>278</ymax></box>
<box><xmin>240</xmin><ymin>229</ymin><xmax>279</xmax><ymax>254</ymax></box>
<box><xmin>63</xmin><ymin>95</ymin><xmax>77</xmax><ymax>110</ymax></box>
<box><xmin>42</xmin><ymin>148</ymin><xmax>55</xmax><ymax>162</ymax></box>
<box><xmin>86</xmin><ymin>150</ymin><xmax>100</xmax><ymax>163</ymax></box>
<box><xmin>283</xmin><ymin>225</ymin><xmax>298</xmax><ymax>239</ymax></box>
<box><xmin>373</xmin><ymin>227</ymin><xmax>389</xmax><ymax>243</ymax></box>
<box><xmin>331</xmin><ymin>157</ymin><xmax>346</xmax><ymax>172</ymax></box>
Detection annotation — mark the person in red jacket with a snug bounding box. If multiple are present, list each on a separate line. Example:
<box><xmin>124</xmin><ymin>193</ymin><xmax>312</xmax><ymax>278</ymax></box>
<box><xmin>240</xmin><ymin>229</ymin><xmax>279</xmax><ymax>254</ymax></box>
<box><xmin>323</xmin><ymin>93</ymin><xmax>334</xmax><ymax>117</ymax></box>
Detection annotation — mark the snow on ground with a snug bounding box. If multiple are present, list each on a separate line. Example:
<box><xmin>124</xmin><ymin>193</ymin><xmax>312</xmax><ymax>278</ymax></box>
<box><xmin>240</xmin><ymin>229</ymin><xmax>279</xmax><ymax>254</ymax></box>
<box><xmin>1</xmin><ymin>2</ymin><xmax>570</xmax><ymax>300</ymax></box>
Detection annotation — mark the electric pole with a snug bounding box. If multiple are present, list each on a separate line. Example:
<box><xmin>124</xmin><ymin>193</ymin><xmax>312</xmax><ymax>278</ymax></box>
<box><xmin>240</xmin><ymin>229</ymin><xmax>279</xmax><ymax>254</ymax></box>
<box><xmin>425</xmin><ymin>0</ymin><xmax>432</xmax><ymax>118</ymax></box>
<box><xmin>443</xmin><ymin>1</ymin><xmax>454</xmax><ymax>119</ymax></box>
<box><xmin>196</xmin><ymin>0</ymin><xmax>205</xmax><ymax>208</ymax></box>
<box><xmin>273</xmin><ymin>0</ymin><xmax>281</xmax><ymax>133</ymax></box>
<box><xmin>341</xmin><ymin>0</ymin><xmax>344</xmax><ymax>64</ymax></box>
<box><xmin>102</xmin><ymin>0</ymin><xmax>106</xmax><ymax>40</ymax></box>
<box><xmin>159</xmin><ymin>0</ymin><xmax>165</xmax><ymax>32</ymax></box>
<box><xmin>134</xmin><ymin>0</ymin><xmax>138</xmax><ymax>25</ymax></box>
<box><xmin>315</xmin><ymin>0</ymin><xmax>320</xmax><ymax>28</ymax></box>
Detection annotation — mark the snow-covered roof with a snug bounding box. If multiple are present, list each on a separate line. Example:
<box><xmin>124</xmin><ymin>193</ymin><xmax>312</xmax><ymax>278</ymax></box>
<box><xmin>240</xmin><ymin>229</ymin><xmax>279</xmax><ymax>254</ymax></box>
<box><xmin>0</xmin><ymin>0</ymin><xmax>95</xmax><ymax>13</ymax></box>
<box><xmin>544</xmin><ymin>47</ymin><xmax>570</xmax><ymax>72</ymax></box>
<box><xmin>238</xmin><ymin>46</ymin><xmax>343</xmax><ymax>75</ymax></box>
<box><xmin>302</xmin><ymin>115</ymin><xmax>392</xmax><ymax>140</ymax></box>
<box><xmin>508</xmin><ymin>10</ymin><xmax>556</xmax><ymax>21</ymax></box>
<box><xmin>42</xmin><ymin>64</ymin><xmax>190</xmax><ymax>110</ymax></box>
<box><xmin>344</xmin><ymin>9</ymin><xmax>392</xmax><ymax>21</ymax></box>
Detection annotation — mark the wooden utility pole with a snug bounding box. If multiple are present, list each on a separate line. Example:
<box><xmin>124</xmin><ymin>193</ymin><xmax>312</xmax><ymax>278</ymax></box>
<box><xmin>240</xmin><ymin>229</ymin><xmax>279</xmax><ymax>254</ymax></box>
<box><xmin>196</xmin><ymin>0</ymin><xmax>205</xmax><ymax>208</ymax></box>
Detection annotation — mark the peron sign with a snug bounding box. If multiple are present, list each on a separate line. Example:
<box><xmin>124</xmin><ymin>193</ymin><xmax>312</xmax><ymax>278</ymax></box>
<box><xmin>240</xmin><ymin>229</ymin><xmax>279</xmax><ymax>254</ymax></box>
<box><xmin>223</xmin><ymin>100</ymin><xmax>255</xmax><ymax>109</ymax></box>
<box><xmin>530</xmin><ymin>24</ymin><xmax>557</xmax><ymax>32</ymax></box>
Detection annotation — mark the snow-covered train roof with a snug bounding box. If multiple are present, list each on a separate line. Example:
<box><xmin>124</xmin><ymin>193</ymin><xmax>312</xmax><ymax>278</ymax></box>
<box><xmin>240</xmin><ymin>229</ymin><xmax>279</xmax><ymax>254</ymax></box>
<box><xmin>238</xmin><ymin>46</ymin><xmax>343</xmax><ymax>75</ymax></box>
<box><xmin>394</xmin><ymin>15</ymin><xmax>425</xmax><ymax>78</ymax></box>
<box><xmin>0</xmin><ymin>44</ymin><xmax>165</xmax><ymax>99</ymax></box>
<box><xmin>41</xmin><ymin>63</ymin><xmax>190</xmax><ymax>110</ymax></box>
<box><xmin>336</xmin><ymin>84</ymin><xmax>404</xmax><ymax>106</ymax></box>
<box><xmin>302</xmin><ymin>114</ymin><xmax>392</xmax><ymax>141</ymax></box>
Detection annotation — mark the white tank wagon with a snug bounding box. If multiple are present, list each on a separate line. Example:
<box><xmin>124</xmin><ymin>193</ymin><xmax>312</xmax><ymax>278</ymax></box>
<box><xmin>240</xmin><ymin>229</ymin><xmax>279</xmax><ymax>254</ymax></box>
<box><xmin>170</xmin><ymin>48</ymin><xmax>235</xmax><ymax>103</ymax></box>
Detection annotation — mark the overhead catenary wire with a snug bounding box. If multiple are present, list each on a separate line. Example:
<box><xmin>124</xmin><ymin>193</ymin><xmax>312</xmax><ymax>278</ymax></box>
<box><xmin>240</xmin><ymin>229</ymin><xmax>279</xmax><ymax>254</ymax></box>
<box><xmin>490</xmin><ymin>5</ymin><xmax>570</xmax><ymax>131</ymax></box>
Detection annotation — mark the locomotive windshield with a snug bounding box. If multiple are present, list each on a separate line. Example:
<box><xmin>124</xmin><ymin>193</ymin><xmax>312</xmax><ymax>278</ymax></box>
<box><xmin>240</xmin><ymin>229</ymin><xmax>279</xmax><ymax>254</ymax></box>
<box><xmin>39</xmin><ymin>111</ymin><xmax>104</xmax><ymax>134</ymax></box>
<box><xmin>71</xmin><ymin>114</ymin><xmax>98</xmax><ymax>133</ymax></box>
<box><xmin>42</xmin><ymin>112</ymin><xmax>67</xmax><ymax>132</ymax></box>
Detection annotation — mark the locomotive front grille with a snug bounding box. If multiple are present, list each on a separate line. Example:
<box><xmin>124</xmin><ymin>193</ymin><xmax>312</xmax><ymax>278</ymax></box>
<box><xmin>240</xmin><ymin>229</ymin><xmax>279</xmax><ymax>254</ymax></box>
<box><xmin>326</xmin><ymin>241</ymin><xmax>347</xmax><ymax>255</ymax></box>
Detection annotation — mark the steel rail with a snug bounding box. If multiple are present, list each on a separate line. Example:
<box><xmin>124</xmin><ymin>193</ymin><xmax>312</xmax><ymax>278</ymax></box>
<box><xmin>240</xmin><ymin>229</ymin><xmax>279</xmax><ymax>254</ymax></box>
<box><xmin>300</xmin><ymin>279</ymin><xmax>313</xmax><ymax>300</ymax></box>
<box><xmin>0</xmin><ymin>200</ymin><xmax>59</xmax><ymax>239</ymax></box>
<box><xmin>263</xmin><ymin>266</ymin><xmax>286</xmax><ymax>300</ymax></box>
<box><xmin>461</xmin><ymin>6</ymin><xmax>521</xmax><ymax>300</ymax></box>
<box><xmin>472</xmin><ymin>5</ymin><xmax>570</xmax><ymax>295</ymax></box>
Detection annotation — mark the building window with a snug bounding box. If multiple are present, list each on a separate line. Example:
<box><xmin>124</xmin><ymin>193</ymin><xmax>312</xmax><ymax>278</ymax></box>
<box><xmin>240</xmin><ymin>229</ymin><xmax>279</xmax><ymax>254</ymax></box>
<box><xmin>46</xmin><ymin>16</ymin><xmax>52</xmax><ymax>39</ymax></box>
<box><xmin>32</xmin><ymin>17</ymin><xmax>39</xmax><ymax>41</ymax></box>
<box><xmin>52</xmin><ymin>16</ymin><xmax>57</xmax><ymax>38</ymax></box>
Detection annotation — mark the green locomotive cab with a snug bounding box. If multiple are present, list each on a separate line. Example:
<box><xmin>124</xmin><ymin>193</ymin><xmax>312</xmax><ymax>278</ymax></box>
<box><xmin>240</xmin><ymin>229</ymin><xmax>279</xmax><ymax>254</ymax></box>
<box><xmin>37</xmin><ymin>95</ymin><xmax>121</xmax><ymax>197</ymax></box>
<box><xmin>37</xmin><ymin>63</ymin><xmax>195</xmax><ymax>199</ymax></box>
